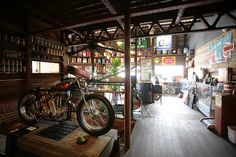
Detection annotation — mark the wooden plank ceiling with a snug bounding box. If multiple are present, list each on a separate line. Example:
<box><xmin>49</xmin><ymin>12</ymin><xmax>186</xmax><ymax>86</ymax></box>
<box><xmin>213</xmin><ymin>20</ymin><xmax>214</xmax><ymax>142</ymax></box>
<box><xmin>3</xmin><ymin>0</ymin><xmax>236</xmax><ymax>45</ymax></box>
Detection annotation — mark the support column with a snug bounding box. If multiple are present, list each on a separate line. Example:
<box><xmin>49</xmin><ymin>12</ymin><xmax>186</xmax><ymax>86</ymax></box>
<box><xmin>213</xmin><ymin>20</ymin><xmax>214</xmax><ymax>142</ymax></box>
<box><xmin>134</xmin><ymin>38</ymin><xmax>138</xmax><ymax>83</ymax></box>
<box><xmin>124</xmin><ymin>0</ymin><xmax>131</xmax><ymax>150</ymax></box>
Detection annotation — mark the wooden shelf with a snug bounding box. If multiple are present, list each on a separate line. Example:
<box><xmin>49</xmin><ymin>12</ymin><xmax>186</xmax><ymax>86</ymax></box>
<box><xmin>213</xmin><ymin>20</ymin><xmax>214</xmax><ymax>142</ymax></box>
<box><xmin>31</xmin><ymin>51</ymin><xmax>63</xmax><ymax>57</ymax></box>
<box><xmin>70</xmin><ymin>63</ymin><xmax>106</xmax><ymax>65</ymax></box>
<box><xmin>32</xmin><ymin>58</ymin><xmax>63</xmax><ymax>63</ymax></box>
<box><xmin>154</xmin><ymin>54</ymin><xmax>185</xmax><ymax>57</ymax></box>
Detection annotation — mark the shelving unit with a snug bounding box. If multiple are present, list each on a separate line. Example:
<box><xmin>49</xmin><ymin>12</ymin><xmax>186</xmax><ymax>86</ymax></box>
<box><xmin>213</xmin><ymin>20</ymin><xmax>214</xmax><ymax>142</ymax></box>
<box><xmin>0</xmin><ymin>33</ymin><xmax>27</xmax><ymax>74</ymax></box>
<box><xmin>29</xmin><ymin>36</ymin><xmax>64</xmax><ymax>63</ymax></box>
<box><xmin>68</xmin><ymin>48</ymin><xmax>109</xmax><ymax>78</ymax></box>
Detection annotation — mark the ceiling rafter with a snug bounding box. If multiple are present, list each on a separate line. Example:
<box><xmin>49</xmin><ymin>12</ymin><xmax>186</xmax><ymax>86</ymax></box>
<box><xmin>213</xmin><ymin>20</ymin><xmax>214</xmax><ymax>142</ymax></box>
<box><xmin>7</xmin><ymin>0</ymin><xmax>84</xmax><ymax>38</ymax></box>
<box><xmin>101</xmin><ymin>0</ymin><xmax>124</xmax><ymax>29</ymax></box>
<box><xmin>225</xmin><ymin>12</ymin><xmax>236</xmax><ymax>24</ymax></box>
<box><xmin>64</xmin><ymin>9</ymin><xmax>236</xmax><ymax>46</ymax></box>
<box><xmin>7</xmin><ymin>0</ymin><xmax>234</xmax><ymax>45</ymax></box>
<box><xmin>212</xmin><ymin>12</ymin><xmax>224</xmax><ymax>27</ymax></box>
<box><xmin>34</xmin><ymin>0</ymin><xmax>227</xmax><ymax>33</ymax></box>
<box><xmin>200</xmin><ymin>16</ymin><xmax>211</xmax><ymax>29</ymax></box>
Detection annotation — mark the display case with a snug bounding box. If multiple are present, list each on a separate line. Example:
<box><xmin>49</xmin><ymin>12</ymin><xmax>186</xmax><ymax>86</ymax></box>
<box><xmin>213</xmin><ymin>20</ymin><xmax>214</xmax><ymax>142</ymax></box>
<box><xmin>195</xmin><ymin>82</ymin><xmax>221</xmax><ymax>117</ymax></box>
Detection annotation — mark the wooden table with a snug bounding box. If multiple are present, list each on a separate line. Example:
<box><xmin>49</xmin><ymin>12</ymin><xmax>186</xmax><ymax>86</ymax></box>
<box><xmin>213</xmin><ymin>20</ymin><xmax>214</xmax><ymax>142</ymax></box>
<box><xmin>16</xmin><ymin>121</ymin><xmax>118</xmax><ymax>157</ymax></box>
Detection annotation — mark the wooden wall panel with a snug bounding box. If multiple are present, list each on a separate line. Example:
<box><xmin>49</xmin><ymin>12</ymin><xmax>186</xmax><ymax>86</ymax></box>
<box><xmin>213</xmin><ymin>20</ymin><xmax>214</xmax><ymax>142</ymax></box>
<box><xmin>0</xmin><ymin>79</ymin><xmax>24</xmax><ymax>115</ymax></box>
<box><xmin>194</xmin><ymin>29</ymin><xmax>236</xmax><ymax>79</ymax></box>
<box><xmin>0</xmin><ymin>79</ymin><xmax>24</xmax><ymax>102</ymax></box>
<box><xmin>0</xmin><ymin>74</ymin><xmax>61</xmax><ymax>115</ymax></box>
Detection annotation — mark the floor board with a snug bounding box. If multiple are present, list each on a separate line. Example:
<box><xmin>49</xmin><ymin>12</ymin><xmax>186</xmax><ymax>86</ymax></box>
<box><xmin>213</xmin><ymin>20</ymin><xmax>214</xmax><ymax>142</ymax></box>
<box><xmin>124</xmin><ymin>95</ymin><xmax>236</xmax><ymax>157</ymax></box>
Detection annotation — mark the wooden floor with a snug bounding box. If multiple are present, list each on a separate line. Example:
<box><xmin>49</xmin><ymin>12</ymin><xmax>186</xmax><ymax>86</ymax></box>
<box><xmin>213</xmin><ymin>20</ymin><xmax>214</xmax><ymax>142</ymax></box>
<box><xmin>123</xmin><ymin>95</ymin><xmax>236</xmax><ymax>157</ymax></box>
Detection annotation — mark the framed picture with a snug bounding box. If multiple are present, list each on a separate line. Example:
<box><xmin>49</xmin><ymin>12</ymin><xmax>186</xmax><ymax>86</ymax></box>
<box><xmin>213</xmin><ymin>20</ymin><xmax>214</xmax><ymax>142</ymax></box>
<box><xmin>0</xmin><ymin>134</ymin><xmax>7</xmax><ymax>155</ymax></box>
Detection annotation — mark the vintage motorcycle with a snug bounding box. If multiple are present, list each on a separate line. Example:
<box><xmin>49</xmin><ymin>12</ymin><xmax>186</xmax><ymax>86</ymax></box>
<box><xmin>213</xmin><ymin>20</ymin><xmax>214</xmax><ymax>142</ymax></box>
<box><xmin>18</xmin><ymin>66</ymin><xmax>115</xmax><ymax>136</ymax></box>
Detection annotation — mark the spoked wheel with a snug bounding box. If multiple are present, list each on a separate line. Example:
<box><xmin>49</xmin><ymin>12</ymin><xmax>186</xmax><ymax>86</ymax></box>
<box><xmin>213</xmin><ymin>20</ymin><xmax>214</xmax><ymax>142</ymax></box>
<box><xmin>77</xmin><ymin>94</ymin><xmax>115</xmax><ymax>136</ymax></box>
<box><xmin>18</xmin><ymin>93</ymin><xmax>40</xmax><ymax>123</ymax></box>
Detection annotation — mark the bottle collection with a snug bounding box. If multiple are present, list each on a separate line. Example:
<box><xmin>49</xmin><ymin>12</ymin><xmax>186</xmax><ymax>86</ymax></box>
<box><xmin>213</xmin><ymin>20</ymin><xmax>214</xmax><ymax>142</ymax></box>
<box><xmin>68</xmin><ymin>46</ymin><xmax>107</xmax><ymax>75</ymax></box>
<box><xmin>69</xmin><ymin>48</ymin><xmax>107</xmax><ymax>64</ymax></box>
<box><xmin>0</xmin><ymin>33</ymin><xmax>26</xmax><ymax>73</ymax></box>
<box><xmin>30</xmin><ymin>36</ymin><xmax>64</xmax><ymax>61</ymax></box>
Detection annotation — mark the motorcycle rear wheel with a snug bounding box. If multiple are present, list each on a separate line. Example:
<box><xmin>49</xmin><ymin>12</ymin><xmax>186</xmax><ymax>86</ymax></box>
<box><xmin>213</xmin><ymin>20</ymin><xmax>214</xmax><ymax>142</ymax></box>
<box><xmin>18</xmin><ymin>93</ymin><xmax>40</xmax><ymax>123</ymax></box>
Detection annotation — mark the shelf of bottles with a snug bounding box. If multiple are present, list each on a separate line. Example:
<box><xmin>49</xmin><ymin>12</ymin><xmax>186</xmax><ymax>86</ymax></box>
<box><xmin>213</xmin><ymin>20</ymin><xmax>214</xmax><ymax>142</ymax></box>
<box><xmin>30</xmin><ymin>36</ymin><xmax>64</xmax><ymax>62</ymax></box>
<box><xmin>68</xmin><ymin>46</ymin><xmax>108</xmax><ymax>74</ymax></box>
<box><xmin>0</xmin><ymin>33</ymin><xmax>27</xmax><ymax>73</ymax></box>
<box><xmin>69</xmin><ymin>49</ymin><xmax>106</xmax><ymax>64</ymax></box>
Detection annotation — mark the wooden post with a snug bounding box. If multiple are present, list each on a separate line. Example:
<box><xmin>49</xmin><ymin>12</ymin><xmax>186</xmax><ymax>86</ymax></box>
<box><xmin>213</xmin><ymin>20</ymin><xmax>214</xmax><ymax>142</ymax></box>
<box><xmin>134</xmin><ymin>38</ymin><xmax>138</xmax><ymax>83</ymax></box>
<box><xmin>24</xmin><ymin>15</ymin><xmax>32</xmax><ymax>93</ymax></box>
<box><xmin>124</xmin><ymin>0</ymin><xmax>131</xmax><ymax>150</ymax></box>
<box><xmin>91</xmin><ymin>48</ymin><xmax>95</xmax><ymax>80</ymax></box>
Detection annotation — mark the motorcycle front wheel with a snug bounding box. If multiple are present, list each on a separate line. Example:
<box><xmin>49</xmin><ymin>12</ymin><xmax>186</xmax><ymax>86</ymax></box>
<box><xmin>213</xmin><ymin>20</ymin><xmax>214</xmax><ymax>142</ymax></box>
<box><xmin>18</xmin><ymin>93</ymin><xmax>40</xmax><ymax>123</ymax></box>
<box><xmin>77</xmin><ymin>94</ymin><xmax>115</xmax><ymax>136</ymax></box>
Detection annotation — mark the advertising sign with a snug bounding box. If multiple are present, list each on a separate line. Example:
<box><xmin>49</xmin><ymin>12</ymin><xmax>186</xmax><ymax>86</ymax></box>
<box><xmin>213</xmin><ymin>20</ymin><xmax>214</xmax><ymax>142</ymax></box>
<box><xmin>162</xmin><ymin>56</ymin><xmax>176</xmax><ymax>65</ymax></box>
<box><xmin>140</xmin><ymin>58</ymin><xmax>152</xmax><ymax>82</ymax></box>
<box><xmin>209</xmin><ymin>32</ymin><xmax>233</xmax><ymax>64</ymax></box>
<box><xmin>154</xmin><ymin>57</ymin><xmax>161</xmax><ymax>65</ymax></box>
<box><xmin>117</xmin><ymin>38</ymin><xmax>148</xmax><ymax>49</ymax></box>
<box><xmin>156</xmin><ymin>35</ymin><xmax>172</xmax><ymax>50</ymax></box>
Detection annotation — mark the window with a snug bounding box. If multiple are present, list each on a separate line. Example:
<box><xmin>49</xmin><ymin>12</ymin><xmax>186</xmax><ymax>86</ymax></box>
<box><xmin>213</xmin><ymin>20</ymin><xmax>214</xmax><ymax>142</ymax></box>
<box><xmin>32</xmin><ymin>61</ymin><xmax>60</xmax><ymax>73</ymax></box>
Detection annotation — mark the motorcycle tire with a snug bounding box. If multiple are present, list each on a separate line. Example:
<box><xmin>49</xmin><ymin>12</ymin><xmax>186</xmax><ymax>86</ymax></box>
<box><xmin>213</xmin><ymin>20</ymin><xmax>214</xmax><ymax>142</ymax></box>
<box><xmin>18</xmin><ymin>93</ymin><xmax>40</xmax><ymax>124</ymax></box>
<box><xmin>77</xmin><ymin>94</ymin><xmax>115</xmax><ymax>136</ymax></box>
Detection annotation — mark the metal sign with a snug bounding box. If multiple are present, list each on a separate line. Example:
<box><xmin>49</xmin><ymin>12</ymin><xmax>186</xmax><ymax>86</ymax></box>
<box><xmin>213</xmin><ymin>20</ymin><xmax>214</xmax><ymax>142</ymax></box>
<box><xmin>162</xmin><ymin>56</ymin><xmax>176</xmax><ymax>65</ymax></box>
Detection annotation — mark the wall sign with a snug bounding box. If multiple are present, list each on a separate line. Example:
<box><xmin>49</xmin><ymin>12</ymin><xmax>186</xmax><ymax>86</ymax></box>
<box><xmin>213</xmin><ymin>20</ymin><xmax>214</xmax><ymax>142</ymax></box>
<box><xmin>156</xmin><ymin>35</ymin><xmax>172</xmax><ymax>50</ymax></box>
<box><xmin>223</xmin><ymin>43</ymin><xmax>234</xmax><ymax>60</ymax></box>
<box><xmin>131</xmin><ymin>38</ymin><xmax>148</xmax><ymax>48</ymax></box>
<box><xmin>209</xmin><ymin>32</ymin><xmax>233</xmax><ymax>64</ymax></box>
<box><xmin>162</xmin><ymin>56</ymin><xmax>176</xmax><ymax>65</ymax></box>
<box><xmin>154</xmin><ymin>57</ymin><xmax>161</xmax><ymax>64</ymax></box>
<box><xmin>117</xmin><ymin>38</ymin><xmax>148</xmax><ymax>49</ymax></box>
<box><xmin>140</xmin><ymin>58</ymin><xmax>152</xmax><ymax>82</ymax></box>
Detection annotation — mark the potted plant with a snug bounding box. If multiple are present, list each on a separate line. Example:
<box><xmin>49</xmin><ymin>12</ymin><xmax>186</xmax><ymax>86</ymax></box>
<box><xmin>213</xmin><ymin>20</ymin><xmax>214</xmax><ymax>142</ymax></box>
<box><xmin>108</xmin><ymin>57</ymin><xmax>122</xmax><ymax>104</ymax></box>
<box><xmin>108</xmin><ymin>57</ymin><xmax>122</xmax><ymax>90</ymax></box>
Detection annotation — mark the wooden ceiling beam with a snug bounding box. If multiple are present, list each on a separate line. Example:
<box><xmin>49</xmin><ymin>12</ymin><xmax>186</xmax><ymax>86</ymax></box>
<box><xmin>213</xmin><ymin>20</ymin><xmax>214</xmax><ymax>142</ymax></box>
<box><xmin>8</xmin><ymin>0</ymin><xmax>84</xmax><ymax>38</ymax></box>
<box><xmin>34</xmin><ymin>0</ymin><xmax>228</xmax><ymax>33</ymax></box>
<box><xmin>69</xmin><ymin>3</ymin><xmax>105</xmax><ymax>14</ymax></box>
<box><xmin>101</xmin><ymin>0</ymin><xmax>124</xmax><ymax>29</ymax></box>
<box><xmin>64</xmin><ymin>0</ymin><xmax>100</xmax><ymax>9</ymax></box>
<box><xmin>130</xmin><ymin>0</ymin><xmax>225</xmax><ymax>17</ymax></box>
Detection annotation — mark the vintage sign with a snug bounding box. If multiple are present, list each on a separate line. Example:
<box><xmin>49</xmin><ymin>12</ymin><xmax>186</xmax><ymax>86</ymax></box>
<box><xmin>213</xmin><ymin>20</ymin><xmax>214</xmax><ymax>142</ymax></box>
<box><xmin>156</xmin><ymin>35</ymin><xmax>172</xmax><ymax>50</ymax></box>
<box><xmin>223</xmin><ymin>43</ymin><xmax>234</xmax><ymax>60</ymax></box>
<box><xmin>131</xmin><ymin>38</ymin><xmax>148</xmax><ymax>48</ymax></box>
<box><xmin>154</xmin><ymin>57</ymin><xmax>161</xmax><ymax>64</ymax></box>
<box><xmin>209</xmin><ymin>32</ymin><xmax>233</xmax><ymax>64</ymax></box>
<box><xmin>224</xmin><ymin>43</ymin><xmax>234</xmax><ymax>53</ymax></box>
<box><xmin>118</xmin><ymin>38</ymin><xmax>148</xmax><ymax>49</ymax></box>
<box><xmin>140</xmin><ymin>58</ymin><xmax>152</xmax><ymax>82</ymax></box>
<box><xmin>162</xmin><ymin>56</ymin><xmax>176</xmax><ymax>65</ymax></box>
